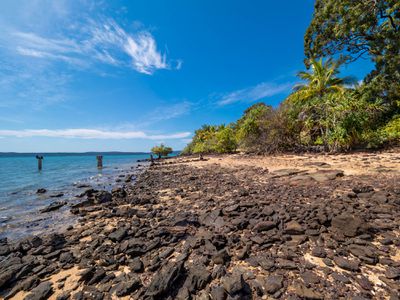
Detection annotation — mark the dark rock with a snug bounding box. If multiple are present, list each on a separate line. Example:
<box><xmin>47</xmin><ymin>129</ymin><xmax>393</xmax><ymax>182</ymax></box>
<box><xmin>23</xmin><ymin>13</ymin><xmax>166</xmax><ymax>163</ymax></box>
<box><xmin>348</xmin><ymin>245</ymin><xmax>378</xmax><ymax>264</ymax></box>
<box><xmin>210</xmin><ymin>286</ymin><xmax>227</xmax><ymax>300</ymax></box>
<box><xmin>114</xmin><ymin>278</ymin><xmax>141</xmax><ymax>297</ymax></box>
<box><xmin>108</xmin><ymin>228</ymin><xmax>127</xmax><ymax>242</ymax></box>
<box><xmin>263</xmin><ymin>275</ymin><xmax>283</xmax><ymax>294</ymax></box>
<box><xmin>88</xmin><ymin>268</ymin><xmax>106</xmax><ymax>285</ymax></box>
<box><xmin>355</xmin><ymin>276</ymin><xmax>373</xmax><ymax>291</ymax></box>
<box><xmin>94</xmin><ymin>191</ymin><xmax>112</xmax><ymax>204</ymax></box>
<box><xmin>292</xmin><ymin>282</ymin><xmax>323</xmax><ymax>299</ymax></box>
<box><xmin>284</xmin><ymin>221</ymin><xmax>305</xmax><ymax>235</ymax></box>
<box><xmin>253</xmin><ymin>221</ymin><xmax>276</xmax><ymax>232</ymax></box>
<box><xmin>112</xmin><ymin>187</ymin><xmax>127</xmax><ymax>198</ymax></box>
<box><xmin>199</xmin><ymin>210</ymin><xmax>221</xmax><ymax>227</ymax></box>
<box><xmin>385</xmin><ymin>267</ymin><xmax>400</xmax><ymax>279</ymax></box>
<box><xmin>184</xmin><ymin>267</ymin><xmax>211</xmax><ymax>292</ymax></box>
<box><xmin>59</xmin><ymin>252</ymin><xmax>75</xmax><ymax>265</ymax></box>
<box><xmin>222</xmin><ymin>274</ymin><xmax>245</xmax><ymax>295</ymax></box>
<box><xmin>40</xmin><ymin>201</ymin><xmax>66</xmax><ymax>213</ymax></box>
<box><xmin>36</xmin><ymin>188</ymin><xmax>47</xmax><ymax>194</ymax></box>
<box><xmin>0</xmin><ymin>269</ymin><xmax>16</xmax><ymax>289</ymax></box>
<box><xmin>276</xmin><ymin>258</ymin><xmax>297</xmax><ymax>270</ymax></box>
<box><xmin>50</xmin><ymin>193</ymin><xmax>64</xmax><ymax>198</ymax></box>
<box><xmin>24</xmin><ymin>281</ymin><xmax>53</xmax><ymax>300</ymax></box>
<box><xmin>0</xmin><ymin>244</ymin><xmax>10</xmax><ymax>256</ymax></box>
<box><xmin>331</xmin><ymin>272</ymin><xmax>351</xmax><ymax>284</ymax></box>
<box><xmin>56</xmin><ymin>291</ymin><xmax>71</xmax><ymax>300</ymax></box>
<box><xmin>301</xmin><ymin>271</ymin><xmax>320</xmax><ymax>285</ymax></box>
<box><xmin>212</xmin><ymin>249</ymin><xmax>230</xmax><ymax>265</ymax></box>
<box><xmin>145</xmin><ymin>260</ymin><xmax>185</xmax><ymax>298</ymax></box>
<box><xmin>211</xmin><ymin>265</ymin><xmax>226</xmax><ymax>279</ymax></box>
<box><xmin>311</xmin><ymin>247</ymin><xmax>327</xmax><ymax>258</ymax></box>
<box><xmin>76</xmin><ymin>184</ymin><xmax>90</xmax><ymax>188</ymax></box>
<box><xmin>352</xmin><ymin>186</ymin><xmax>374</xmax><ymax>194</ymax></box>
<box><xmin>5</xmin><ymin>276</ymin><xmax>39</xmax><ymax>298</ymax></box>
<box><xmin>331</xmin><ymin>213</ymin><xmax>365</xmax><ymax>237</ymax></box>
<box><xmin>323</xmin><ymin>258</ymin><xmax>334</xmax><ymax>267</ymax></box>
<box><xmin>130</xmin><ymin>258</ymin><xmax>144</xmax><ymax>273</ymax></box>
<box><xmin>78</xmin><ymin>267</ymin><xmax>95</xmax><ymax>283</ymax></box>
<box><xmin>333</xmin><ymin>257</ymin><xmax>360</xmax><ymax>272</ymax></box>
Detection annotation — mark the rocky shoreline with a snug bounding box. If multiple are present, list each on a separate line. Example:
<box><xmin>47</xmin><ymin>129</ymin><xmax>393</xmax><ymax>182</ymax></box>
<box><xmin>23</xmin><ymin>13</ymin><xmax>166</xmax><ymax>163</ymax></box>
<box><xmin>0</xmin><ymin>153</ymin><xmax>399</xmax><ymax>299</ymax></box>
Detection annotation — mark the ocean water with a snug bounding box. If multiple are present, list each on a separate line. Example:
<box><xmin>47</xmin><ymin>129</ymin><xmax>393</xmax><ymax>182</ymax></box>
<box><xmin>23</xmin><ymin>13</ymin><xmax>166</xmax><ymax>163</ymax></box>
<box><xmin>0</xmin><ymin>152</ymin><xmax>158</xmax><ymax>240</ymax></box>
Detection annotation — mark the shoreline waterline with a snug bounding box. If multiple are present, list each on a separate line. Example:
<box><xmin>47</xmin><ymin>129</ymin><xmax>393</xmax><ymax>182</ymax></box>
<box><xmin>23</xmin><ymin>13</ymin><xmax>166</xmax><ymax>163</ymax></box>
<box><xmin>0</xmin><ymin>152</ymin><xmax>156</xmax><ymax>240</ymax></box>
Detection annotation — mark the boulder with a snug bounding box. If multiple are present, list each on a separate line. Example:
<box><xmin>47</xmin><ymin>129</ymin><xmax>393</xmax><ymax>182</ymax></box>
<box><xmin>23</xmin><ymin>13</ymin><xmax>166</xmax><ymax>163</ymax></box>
<box><xmin>331</xmin><ymin>213</ymin><xmax>365</xmax><ymax>237</ymax></box>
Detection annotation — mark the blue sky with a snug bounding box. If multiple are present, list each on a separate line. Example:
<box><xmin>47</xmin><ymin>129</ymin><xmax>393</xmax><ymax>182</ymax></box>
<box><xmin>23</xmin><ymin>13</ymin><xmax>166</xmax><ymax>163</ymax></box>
<box><xmin>0</xmin><ymin>0</ymin><xmax>373</xmax><ymax>152</ymax></box>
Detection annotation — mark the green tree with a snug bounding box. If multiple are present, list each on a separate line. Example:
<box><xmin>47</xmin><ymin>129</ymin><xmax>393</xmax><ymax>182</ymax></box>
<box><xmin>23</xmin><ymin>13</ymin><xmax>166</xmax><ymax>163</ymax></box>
<box><xmin>287</xmin><ymin>58</ymin><xmax>358</xmax><ymax>150</ymax></box>
<box><xmin>289</xmin><ymin>58</ymin><xmax>354</xmax><ymax>103</ymax></box>
<box><xmin>304</xmin><ymin>0</ymin><xmax>400</xmax><ymax>106</ymax></box>
<box><xmin>214</xmin><ymin>125</ymin><xmax>237</xmax><ymax>153</ymax></box>
<box><xmin>182</xmin><ymin>124</ymin><xmax>237</xmax><ymax>154</ymax></box>
<box><xmin>151</xmin><ymin>144</ymin><xmax>173</xmax><ymax>158</ymax></box>
<box><xmin>236</xmin><ymin>103</ymin><xmax>272</xmax><ymax>151</ymax></box>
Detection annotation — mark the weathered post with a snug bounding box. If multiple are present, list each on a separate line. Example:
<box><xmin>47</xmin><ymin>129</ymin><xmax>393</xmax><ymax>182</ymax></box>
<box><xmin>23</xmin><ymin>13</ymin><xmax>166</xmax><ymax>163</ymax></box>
<box><xmin>36</xmin><ymin>155</ymin><xmax>43</xmax><ymax>171</ymax></box>
<box><xmin>96</xmin><ymin>155</ymin><xmax>103</xmax><ymax>169</ymax></box>
<box><xmin>150</xmin><ymin>154</ymin><xmax>154</xmax><ymax>164</ymax></box>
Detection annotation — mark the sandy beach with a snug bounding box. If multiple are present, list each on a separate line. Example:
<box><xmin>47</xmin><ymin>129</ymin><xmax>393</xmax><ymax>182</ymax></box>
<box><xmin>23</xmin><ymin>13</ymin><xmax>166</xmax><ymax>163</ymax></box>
<box><xmin>0</xmin><ymin>150</ymin><xmax>399</xmax><ymax>299</ymax></box>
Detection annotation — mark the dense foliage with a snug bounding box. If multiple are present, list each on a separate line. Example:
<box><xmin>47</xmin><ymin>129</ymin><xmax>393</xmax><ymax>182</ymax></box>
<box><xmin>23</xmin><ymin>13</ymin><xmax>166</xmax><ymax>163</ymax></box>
<box><xmin>304</xmin><ymin>0</ymin><xmax>399</xmax><ymax>108</ymax></box>
<box><xmin>151</xmin><ymin>144</ymin><xmax>173</xmax><ymax>158</ymax></box>
<box><xmin>182</xmin><ymin>0</ymin><xmax>399</xmax><ymax>155</ymax></box>
<box><xmin>182</xmin><ymin>124</ymin><xmax>237</xmax><ymax>154</ymax></box>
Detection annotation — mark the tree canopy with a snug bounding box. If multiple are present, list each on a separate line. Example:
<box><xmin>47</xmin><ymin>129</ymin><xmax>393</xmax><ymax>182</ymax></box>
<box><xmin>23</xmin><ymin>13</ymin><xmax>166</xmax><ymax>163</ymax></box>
<box><xmin>151</xmin><ymin>144</ymin><xmax>173</xmax><ymax>158</ymax></box>
<box><xmin>304</xmin><ymin>0</ymin><xmax>400</xmax><ymax>105</ymax></box>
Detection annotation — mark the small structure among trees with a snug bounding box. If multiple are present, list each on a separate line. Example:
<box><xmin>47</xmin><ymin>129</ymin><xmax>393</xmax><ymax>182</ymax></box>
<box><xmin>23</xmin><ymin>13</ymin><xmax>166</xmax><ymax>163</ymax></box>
<box><xmin>151</xmin><ymin>144</ymin><xmax>173</xmax><ymax>159</ymax></box>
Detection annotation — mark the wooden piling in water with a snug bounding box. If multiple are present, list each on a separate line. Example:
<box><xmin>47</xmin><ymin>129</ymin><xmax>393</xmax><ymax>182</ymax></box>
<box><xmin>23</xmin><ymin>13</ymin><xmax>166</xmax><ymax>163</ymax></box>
<box><xmin>96</xmin><ymin>155</ymin><xmax>103</xmax><ymax>168</ymax></box>
<box><xmin>36</xmin><ymin>155</ymin><xmax>43</xmax><ymax>171</ymax></box>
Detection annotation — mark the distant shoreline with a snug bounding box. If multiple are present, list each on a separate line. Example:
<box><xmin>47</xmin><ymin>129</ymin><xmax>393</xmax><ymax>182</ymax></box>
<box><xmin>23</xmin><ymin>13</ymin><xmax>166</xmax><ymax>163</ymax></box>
<box><xmin>0</xmin><ymin>151</ymin><xmax>181</xmax><ymax>158</ymax></box>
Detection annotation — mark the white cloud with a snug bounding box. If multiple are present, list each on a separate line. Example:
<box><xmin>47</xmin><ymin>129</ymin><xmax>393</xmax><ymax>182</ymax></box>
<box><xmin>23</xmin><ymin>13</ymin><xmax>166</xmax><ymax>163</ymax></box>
<box><xmin>217</xmin><ymin>82</ymin><xmax>292</xmax><ymax>106</ymax></box>
<box><xmin>8</xmin><ymin>19</ymin><xmax>178</xmax><ymax>75</ymax></box>
<box><xmin>0</xmin><ymin>129</ymin><xmax>191</xmax><ymax>140</ymax></box>
<box><xmin>124</xmin><ymin>33</ymin><xmax>167</xmax><ymax>74</ymax></box>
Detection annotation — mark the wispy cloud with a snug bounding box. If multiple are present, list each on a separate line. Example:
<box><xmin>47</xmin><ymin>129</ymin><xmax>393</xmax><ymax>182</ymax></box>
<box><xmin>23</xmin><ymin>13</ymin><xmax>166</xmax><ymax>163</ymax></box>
<box><xmin>9</xmin><ymin>19</ymin><xmax>178</xmax><ymax>75</ymax></box>
<box><xmin>0</xmin><ymin>59</ymin><xmax>71</xmax><ymax>109</ymax></box>
<box><xmin>217</xmin><ymin>82</ymin><xmax>292</xmax><ymax>106</ymax></box>
<box><xmin>148</xmin><ymin>101</ymin><xmax>192</xmax><ymax>122</ymax></box>
<box><xmin>0</xmin><ymin>129</ymin><xmax>191</xmax><ymax>140</ymax></box>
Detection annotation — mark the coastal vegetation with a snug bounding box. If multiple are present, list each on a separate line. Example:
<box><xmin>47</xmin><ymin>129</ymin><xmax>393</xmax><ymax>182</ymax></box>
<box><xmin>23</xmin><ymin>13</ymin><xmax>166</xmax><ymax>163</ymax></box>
<box><xmin>151</xmin><ymin>144</ymin><xmax>173</xmax><ymax>158</ymax></box>
<box><xmin>183</xmin><ymin>0</ymin><xmax>399</xmax><ymax>154</ymax></box>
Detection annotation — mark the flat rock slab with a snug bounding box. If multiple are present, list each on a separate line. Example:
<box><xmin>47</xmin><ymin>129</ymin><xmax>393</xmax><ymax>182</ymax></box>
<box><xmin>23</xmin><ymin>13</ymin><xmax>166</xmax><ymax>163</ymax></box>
<box><xmin>270</xmin><ymin>169</ymin><xmax>307</xmax><ymax>178</ymax></box>
<box><xmin>309</xmin><ymin>169</ymin><xmax>344</xmax><ymax>182</ymax></box>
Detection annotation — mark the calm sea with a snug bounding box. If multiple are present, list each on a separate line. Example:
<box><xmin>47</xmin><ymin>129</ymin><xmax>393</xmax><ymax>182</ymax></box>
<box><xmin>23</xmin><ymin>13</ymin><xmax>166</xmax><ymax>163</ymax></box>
<box><xmin>0</xmin><ymin>152</ymin><xmax>164</xmax><ymax>240</ymax></box>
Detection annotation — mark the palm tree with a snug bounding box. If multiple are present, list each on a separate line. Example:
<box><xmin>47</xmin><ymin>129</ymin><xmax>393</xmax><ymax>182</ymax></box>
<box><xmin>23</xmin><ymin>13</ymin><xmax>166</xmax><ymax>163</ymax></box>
<box><xmin>289</xmin><ymin>58</ymin><xmax>355</xmax><ymax>103</ymax></box>
<box><xmin>288</xmin><ymin>58</ymin><xmax>356</xmax><ymax>150</ymax></box>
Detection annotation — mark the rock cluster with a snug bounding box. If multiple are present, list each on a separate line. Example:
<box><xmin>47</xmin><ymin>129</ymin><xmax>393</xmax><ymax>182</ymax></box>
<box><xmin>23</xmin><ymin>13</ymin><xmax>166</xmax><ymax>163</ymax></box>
<box><xmin>0</xmin><ymin>158</ymin><xmax>399</xmax><ymax>299</ymax></box>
